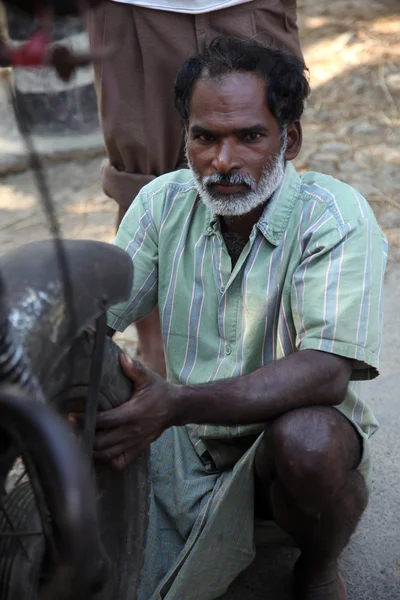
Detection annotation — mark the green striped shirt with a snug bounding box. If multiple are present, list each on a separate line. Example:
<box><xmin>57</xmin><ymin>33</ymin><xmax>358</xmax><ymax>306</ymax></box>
<box><xmin>108</xmin><ymin>163</ymin><xmax>388</xmax><ymax>465</ymax></box>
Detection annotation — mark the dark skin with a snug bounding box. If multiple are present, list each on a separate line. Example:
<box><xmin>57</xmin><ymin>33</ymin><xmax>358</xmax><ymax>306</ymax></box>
<box><xmin>188</xmin><ymin>73</ymin><xmax>301</xmax><ymax>238</ymax></box>
<box><xmin>78</xmin><ymin>74</ymin><xmax>366</xmax><ymax>600</ymax></box>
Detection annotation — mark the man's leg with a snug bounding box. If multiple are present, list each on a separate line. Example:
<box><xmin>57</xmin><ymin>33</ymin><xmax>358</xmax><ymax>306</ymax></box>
<box><xmin>208</xmin><ymin>0</ymin><xmax>302</xmax><ymax>60</ymax></box>
<box><xmin>255</xmin><ymin>406</ymin><xmax>367</xmax><ymax>600</ymax></box>
<box><xmin>87</xmin><ymin>3</ymin><xmax>192</xmax><ymax>223</ymax></box>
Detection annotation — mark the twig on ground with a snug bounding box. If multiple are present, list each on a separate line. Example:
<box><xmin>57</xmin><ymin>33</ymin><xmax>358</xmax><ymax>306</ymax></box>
<box><xmin>370</xmin><ymin>194</ymin><xmax>400</xmax><ymax>210</ymax></box>
<box><xmin>378</xmin><ymin>64</ymin><xmax>398</xmax><ymax>114</ymax></box>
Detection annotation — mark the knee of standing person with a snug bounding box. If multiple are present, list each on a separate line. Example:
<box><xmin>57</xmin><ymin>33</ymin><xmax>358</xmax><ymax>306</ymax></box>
<box><xmin>269</xmin><ymin>407</ymin><xmax>359</xmax><ymax>512</ymax></box>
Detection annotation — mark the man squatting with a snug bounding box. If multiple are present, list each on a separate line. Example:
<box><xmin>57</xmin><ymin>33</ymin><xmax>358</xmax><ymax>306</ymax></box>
<box><xmin>88</xmin><ymin>36</ymin><xmax>387</xmax><ymax>600</ymax></box>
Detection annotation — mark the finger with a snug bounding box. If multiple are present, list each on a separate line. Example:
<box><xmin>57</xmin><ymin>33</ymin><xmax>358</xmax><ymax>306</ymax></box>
<box><xmin>94</xmin><ymin>404</ymin><xmax>136</xmax><ymax>430</ymax></box>
<box><xmin>112</xmin><ymin>449</ymin><xmax>140</xmax><ymax>471</ymax></box>
<box><xmin>93</xmin><ymin>441</ymin><xmax>141</xmax><ymax>464</ymax></box>
<box><xmin>93</xmin><ymin>437</ymin><xmax>153</xmax><ymax>469</ymax></box>
<box><xmin>93</xmin><ymin>426</ymin><xmax>139</xmax><ymax>452</ymax></box>
<box><xmin>68</xmin><ymin>420</ymin><xmax>82</xmax><ymax>438</ymax></box>
<box><xmin>120</xmin><ymin>353</ymin><xmax>149</xmax><ymax>388</ymax></box>
<box><xmin>70</xmin><ymin>405</ymin><xmax>133</xmax><ymax>431</ymax></box>
<box><xmin>68</xmin><ymin>413</ymin><xmax>83</xmax><ymax>427</ymax></box>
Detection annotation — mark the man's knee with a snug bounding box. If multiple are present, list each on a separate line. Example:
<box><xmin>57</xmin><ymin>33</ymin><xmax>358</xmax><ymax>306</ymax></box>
<box><xmin>268</xmin><ymin>407</ymin><xmax>361</xmax><ymax>505</ymax></box>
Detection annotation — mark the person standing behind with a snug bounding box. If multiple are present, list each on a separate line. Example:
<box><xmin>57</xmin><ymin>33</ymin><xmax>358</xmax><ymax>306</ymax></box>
<box><xmin>87</xmin><ymin>0</ymin><xmax>302</xmax><ymax>377</ymax></box>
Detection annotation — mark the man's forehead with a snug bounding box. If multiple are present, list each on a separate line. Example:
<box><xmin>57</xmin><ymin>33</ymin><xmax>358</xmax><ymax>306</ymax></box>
<box><xmin>189</xmin><ymin>72</ymin><xmax>270</xmax><ymax>122</ymax></box>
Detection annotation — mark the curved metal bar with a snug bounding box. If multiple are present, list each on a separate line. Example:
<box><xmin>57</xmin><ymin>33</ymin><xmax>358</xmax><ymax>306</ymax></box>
<box><xmin>0</xmin><ymin>385</ymin><xmax>104</xmax><ymax>599</ymax></box>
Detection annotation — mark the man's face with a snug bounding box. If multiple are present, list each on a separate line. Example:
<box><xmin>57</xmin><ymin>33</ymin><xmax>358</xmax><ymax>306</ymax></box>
<box><xmin>186</xmin><ymin>72</ymin><xmax>288</xmax><ymax>217</ymax></box>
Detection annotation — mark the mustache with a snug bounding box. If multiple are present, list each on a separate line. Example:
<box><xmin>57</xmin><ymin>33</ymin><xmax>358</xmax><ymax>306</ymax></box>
<box><xmin>202</xmin><ymin>172</ymin><xmax>257</xmax><ymax>190</ymax></box>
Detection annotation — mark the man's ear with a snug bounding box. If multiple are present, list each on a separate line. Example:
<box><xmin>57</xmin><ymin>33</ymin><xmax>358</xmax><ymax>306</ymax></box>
<box><xmin>284</xmin><ymin>121</ymin><xmax>302</xmax><ymax>161</ymax></box>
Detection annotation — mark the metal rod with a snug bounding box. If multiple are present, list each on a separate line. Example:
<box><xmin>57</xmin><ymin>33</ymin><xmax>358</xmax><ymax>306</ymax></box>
<box><xmin>82</xmin><ymin>311</ymin><xmax>107</xmax><ymax>457</ymax></box>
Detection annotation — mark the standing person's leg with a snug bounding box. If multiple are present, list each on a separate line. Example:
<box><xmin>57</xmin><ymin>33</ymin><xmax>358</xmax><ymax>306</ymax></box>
<box><xmin>87</xmin><ymin>4</ymin><xmax>195</xmax><ymax>377</ymax></box>
<box><xmin>87</xmin><ymin>3</ymin><xmax>191</xmax><ymax>225</ymax></box>
<box><xmin>206</xmin><ymin>0</ymin><xmax>302</xmax><ymax>59</ymax></box>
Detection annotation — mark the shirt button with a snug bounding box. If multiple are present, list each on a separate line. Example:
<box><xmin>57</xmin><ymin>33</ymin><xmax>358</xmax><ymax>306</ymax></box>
<box><xmin>220</xmin><ymin>285</ymin><xmax>225</xmax><ymax>294</ymax></box>
<box><xmin>207</xmin><ymin>226</ymin><xmax>213</xmax><ymax>234</ymax></box>
<box><xmin>225</xmin><ymin>344</ymin><xmax>232</xmax><ymax>355</ymax></box>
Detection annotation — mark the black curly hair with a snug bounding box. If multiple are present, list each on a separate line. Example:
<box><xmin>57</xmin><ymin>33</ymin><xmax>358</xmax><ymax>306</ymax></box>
<box><xmin>174</xmin><ymin>35</ymin><xmax>310</xmax><ymax>131</ymax></box>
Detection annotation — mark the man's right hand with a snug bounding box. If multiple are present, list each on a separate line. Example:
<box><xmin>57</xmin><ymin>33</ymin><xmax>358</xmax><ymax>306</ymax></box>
<box><xmin>70</xmin><ymin>354</ymin><xmax>179</xmax><ymax>471</ymax></box>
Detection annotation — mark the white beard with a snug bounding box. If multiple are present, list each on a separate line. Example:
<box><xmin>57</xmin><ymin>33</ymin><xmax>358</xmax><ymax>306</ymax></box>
<box><xmin>187</xmin><ymin>141</ymin><xmax>287</xmax><ymax>217</ymax></box>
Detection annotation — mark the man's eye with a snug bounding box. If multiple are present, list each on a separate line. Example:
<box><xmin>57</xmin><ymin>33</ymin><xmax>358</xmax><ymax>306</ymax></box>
<box><xmin>243</xmin><ymin>132</ymin><xmax>262</xmax><ymax>141</ymax></box>
<box><xmin>195</xmin><ymin>134</ymin><xmax>215</xmax><ymax>142</ymax></box>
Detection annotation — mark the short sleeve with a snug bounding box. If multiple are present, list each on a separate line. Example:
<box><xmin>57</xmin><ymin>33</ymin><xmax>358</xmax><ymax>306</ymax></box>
<box><xmin>107</xmin><ymin>193</ymin><xmax>158</xmax><ymax>331</ymax></box>
<box><xmin>291</xmin><ymin>217</ymin><xmax>388</xmax><ymax>380</ymax></box>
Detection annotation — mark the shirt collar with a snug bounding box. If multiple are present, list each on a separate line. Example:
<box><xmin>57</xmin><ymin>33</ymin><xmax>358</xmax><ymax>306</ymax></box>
<box><xmin>203</xmin><ymin>162</ymin><xmax>301</xmax><ymax>244</ymax></box>
<box><xmin>257</xmin><ymin>162</ymin><xmax>301</xmax><ymax>246</ymax></box>
<box><xmin>203</xmin><ymin>204</ymin><xmax>220</xmax><ymax>236</ymax></box>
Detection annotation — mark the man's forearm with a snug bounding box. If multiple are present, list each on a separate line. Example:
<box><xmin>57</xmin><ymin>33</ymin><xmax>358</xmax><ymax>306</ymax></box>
<box><xmin>173</xmin><ymin>350</ymin><xmax>353</xmax><ymax>427</ymax></box>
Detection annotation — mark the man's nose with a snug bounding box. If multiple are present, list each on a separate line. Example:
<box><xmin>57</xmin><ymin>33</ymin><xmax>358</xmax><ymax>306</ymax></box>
<box><xmin>211</xmin><ymin>139</ymin><xmax>241</xmax><ymax>174</ymax></box>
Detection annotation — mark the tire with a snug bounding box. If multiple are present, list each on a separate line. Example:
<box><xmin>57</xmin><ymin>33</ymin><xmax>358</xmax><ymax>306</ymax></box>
<box><xmin>0</xmin><ymin>331</ymin><xmax>150</xmax><ymax>600</ymax></box>
<box><xmin>0</xmin><ymin>240</ymin><xmax>149</xmax><ymax>599</ymax></box>
<box><xmin>51</xmin><ymin>331</ymin><xmax>150</xmax><ymax>600</ymax></box>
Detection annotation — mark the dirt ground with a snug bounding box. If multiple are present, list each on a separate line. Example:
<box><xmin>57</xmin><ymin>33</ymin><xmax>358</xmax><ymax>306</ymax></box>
<box><xmin>0</xmin><ymin>0</ymin><xmax>399</xmax><ymax>353</ymax></box>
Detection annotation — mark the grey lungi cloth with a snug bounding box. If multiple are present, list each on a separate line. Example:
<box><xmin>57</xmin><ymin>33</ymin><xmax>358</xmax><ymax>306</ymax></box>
<box><xmin>87</xmin><ymin>0</ymin><xmax>302</xmax><ymax>210</ymax></box>
<box><xmin>138</xmin><ymin>424</ymin><xmax>370</xmax><ymax>600</ymax></box>
<box><xmin>138</xmin><ymin>425</ymin><xmax>263</xmax><ymax>600</ymax></box>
